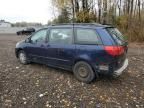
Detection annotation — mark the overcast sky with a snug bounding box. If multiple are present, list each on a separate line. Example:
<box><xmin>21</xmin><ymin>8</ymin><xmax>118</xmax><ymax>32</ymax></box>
<box><xmin>0</xmin><ymin>0</ymin><xmax>55</xmax><ymax>24</ymax></box>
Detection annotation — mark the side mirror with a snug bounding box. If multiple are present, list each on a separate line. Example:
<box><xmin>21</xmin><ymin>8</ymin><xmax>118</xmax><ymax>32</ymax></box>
<box><xmin>25</xmin><ymin>38</ymin><xmax>31</xmax><ymax>43</ymax></box>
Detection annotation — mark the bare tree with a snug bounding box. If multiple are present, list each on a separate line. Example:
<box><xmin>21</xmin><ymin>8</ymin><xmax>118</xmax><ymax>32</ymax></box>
<box><xmin>103</xmin><ymin>0</ymin><xmax>108</xmax><ymax>24</ymax></box>
<box><xmin>98</xmin><ymin>0</ymin><xmax>102</xmax><ymax>23</ymax></box>
<box><xmin>138</xmin><ymin>0</ymin><xmax>141</xmax><ymax>21</ymax></box>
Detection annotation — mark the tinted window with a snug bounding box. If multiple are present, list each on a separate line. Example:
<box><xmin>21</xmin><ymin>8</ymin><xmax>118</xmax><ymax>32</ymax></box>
<box><xmin>49</xmin><ymin>28</ymin><xmax>73</xmax><ymax>44</ymax></box>
<box><xmin>76</xmin><ymin>28</ymin><xmax>101</xmax><ymax>44</ymax></box>
<box><xmin>107</xmin><ymin>28</ymin><xmax>125</xmax><ymax>45</ymax></box>
<box><xmin>31</xmin><ymin>29</ymin><xmax>47</xmax><ymax>43</ymax></box>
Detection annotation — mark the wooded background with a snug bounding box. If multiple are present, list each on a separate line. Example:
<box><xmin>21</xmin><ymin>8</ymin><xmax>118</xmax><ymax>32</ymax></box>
<box><xmin>49</xmin><ymin>0</ymin><xmax>144</xmax><ymax>42</ymax></box>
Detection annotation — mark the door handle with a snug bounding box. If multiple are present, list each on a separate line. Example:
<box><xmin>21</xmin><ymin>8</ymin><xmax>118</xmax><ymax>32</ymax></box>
<box><xmin>41</xmin><ymin>44</ymin><xmax>45</xmax><ymax>47</ymax></box>
<box><xmin>47</xmin><ymin>44</ymin><xmax>50</xmax><ymax>47</ymax></box>
<box><xmin>59</xmin><ymin>48</ymin><xmax>65</xmax><ymax>52</ymax></box>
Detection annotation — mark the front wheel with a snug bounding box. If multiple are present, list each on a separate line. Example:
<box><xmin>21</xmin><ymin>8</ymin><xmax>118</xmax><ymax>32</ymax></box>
<box><xmin>18</xmin><ymin>50</ymin><xmax>29</xmax><ymax>65</ymax></box>
<box><xmin>73</xmin><ymin>61</ymin><xmax>95</xmax><ymax>83</ymax></box>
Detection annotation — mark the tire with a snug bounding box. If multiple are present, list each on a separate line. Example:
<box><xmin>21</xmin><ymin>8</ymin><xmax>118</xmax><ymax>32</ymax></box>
<box><xmin>18</xmin><ymin>50</ymin><xmax>29</xmax><ymax>65</ymax></box>
<box><xmin>73</xmin><ymin>61</ymin><xmax>95</xmax><ymax>83</ymax></box>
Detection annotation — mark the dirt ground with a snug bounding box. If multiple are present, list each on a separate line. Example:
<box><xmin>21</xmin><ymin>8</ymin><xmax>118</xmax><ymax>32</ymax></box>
<box><xmin>0</xmin><ymin>34</ymin><xmax>144</xmax><ymax>108</ymax></box>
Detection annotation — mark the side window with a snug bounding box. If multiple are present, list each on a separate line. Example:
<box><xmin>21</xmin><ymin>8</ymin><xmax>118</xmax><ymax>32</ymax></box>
<box><xmin>49</xmin><ymin>28</ymin><xmax>73</xmax><ymax>44</ymax></box>
<box><xmin>76</xmin><ymin>28</ymin><xmax>101</xmax><ymax>44</ymax></box>
<box><xmin>31</xmin><ymin>29</ymin><xmax>47</xmax><ymax>43</ymax></box>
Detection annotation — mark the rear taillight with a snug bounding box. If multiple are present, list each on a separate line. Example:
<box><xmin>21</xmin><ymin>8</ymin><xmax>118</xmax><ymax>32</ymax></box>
<box><xmin>104</xmin><ymin>46</ymin><xmax>124</xmax><ymax>56</ymax></box>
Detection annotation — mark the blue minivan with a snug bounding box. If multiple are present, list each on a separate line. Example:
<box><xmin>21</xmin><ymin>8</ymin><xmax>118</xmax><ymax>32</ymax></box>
<box><xmin>15</xmin><ymin>23</ymin><xmax>128</xmax><ymax>83</ymax></box>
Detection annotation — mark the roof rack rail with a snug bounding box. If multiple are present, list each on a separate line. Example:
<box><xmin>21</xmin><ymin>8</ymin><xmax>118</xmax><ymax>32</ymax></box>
<box><xmin>51</xmin><ymin>23</ymin><xmax>103</xmax><ymax>26</ymax></box>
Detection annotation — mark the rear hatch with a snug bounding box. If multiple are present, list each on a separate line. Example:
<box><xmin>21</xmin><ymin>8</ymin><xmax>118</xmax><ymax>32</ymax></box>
<box><xmin>106</xmin><ymin>27</ymin><xmax>128</xmax><ymax>70</ymax></box>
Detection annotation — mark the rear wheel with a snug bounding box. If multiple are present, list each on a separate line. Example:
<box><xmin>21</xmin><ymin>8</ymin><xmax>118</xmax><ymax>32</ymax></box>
<box><xmin>18</xmin><ymin>50</ymin><xmax>29</xmax><ymax>65</ymax></box>
<box><xmin>73</xmin><ymin>61</ymin><xmax>95</xmax><ymax>83</ymax></box>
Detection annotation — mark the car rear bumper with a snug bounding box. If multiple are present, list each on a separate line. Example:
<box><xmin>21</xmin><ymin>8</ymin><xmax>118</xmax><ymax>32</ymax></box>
<box><xmin>113</xmin><ymin>58</ymin><xmax>128</xmax><ymax>77</ymax></box>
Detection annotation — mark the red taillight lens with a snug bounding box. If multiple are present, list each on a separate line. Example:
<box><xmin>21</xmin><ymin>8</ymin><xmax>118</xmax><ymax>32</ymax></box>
<box><xmin>104</xmin><ymin>46</ymin><xmax>124</xmax><ymax>56</ymax></box>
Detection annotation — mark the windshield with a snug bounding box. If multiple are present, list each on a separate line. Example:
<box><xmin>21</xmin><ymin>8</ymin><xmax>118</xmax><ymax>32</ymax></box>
<box><xmin>107</xmin><ymin>28</ymin><xmax>125</xmax><ymax>45</ymax></box>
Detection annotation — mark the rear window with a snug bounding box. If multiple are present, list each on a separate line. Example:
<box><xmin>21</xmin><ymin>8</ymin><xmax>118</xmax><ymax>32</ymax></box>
<box><xmin>107</xmin><ymin>28</ymin><xmax>125</xmax><ymax>45</ymax></box>
<box><xmin>75</xmin><ymin>28</ymin><xmax>102</xmax><ymax>45</ymax></box>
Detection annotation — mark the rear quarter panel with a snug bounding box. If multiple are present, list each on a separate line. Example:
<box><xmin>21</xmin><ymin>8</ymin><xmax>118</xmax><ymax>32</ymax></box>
<box><xmin>75</xmin><ymin>45</ymin><xmax>115</xmax><ymax>71</ymax></box>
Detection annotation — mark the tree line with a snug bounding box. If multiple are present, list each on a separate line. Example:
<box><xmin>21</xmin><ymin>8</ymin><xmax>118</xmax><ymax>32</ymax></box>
<box><xmin>49</xmin><ymin>0</ymin><xmax>144</xmax><ymax>42</ymax></box>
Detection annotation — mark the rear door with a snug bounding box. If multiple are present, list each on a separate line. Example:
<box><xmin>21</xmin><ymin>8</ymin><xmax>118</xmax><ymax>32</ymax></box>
<box><xmin>46</xmin><ymin>27</ymin><xmax>76</xmax><ymax>69</ymax></box>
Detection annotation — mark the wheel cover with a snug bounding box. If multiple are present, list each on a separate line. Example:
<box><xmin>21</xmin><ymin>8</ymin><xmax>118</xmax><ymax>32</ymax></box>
<box><xmin>78</xmin><ymin>66</ymin><xmax>89</xmax><ymax>78</ymax></box>
<box><xmin>19</xmin><ymin>53</ymin><xmax>26</xmax><ymax>63</ymax></box>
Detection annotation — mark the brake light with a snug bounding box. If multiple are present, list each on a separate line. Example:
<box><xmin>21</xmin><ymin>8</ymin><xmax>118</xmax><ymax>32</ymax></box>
<box><xmin>104</xmin><ymin>46</ymin><xmax>124</xmax><ymax>56</ymax></box>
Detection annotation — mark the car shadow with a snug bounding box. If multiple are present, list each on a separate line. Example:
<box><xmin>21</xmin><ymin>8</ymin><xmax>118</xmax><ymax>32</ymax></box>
<box><xmin>29</xmin><ymin>62</ymin><xmax>73</xmax><ymax>75</ymax></box>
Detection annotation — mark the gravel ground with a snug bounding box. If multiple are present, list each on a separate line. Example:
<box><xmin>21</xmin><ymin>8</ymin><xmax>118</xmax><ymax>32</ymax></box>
<box><xmin>0</xmin><ymin>34</ymin><xmax>144</xmax><ymax>108</ymax></box>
